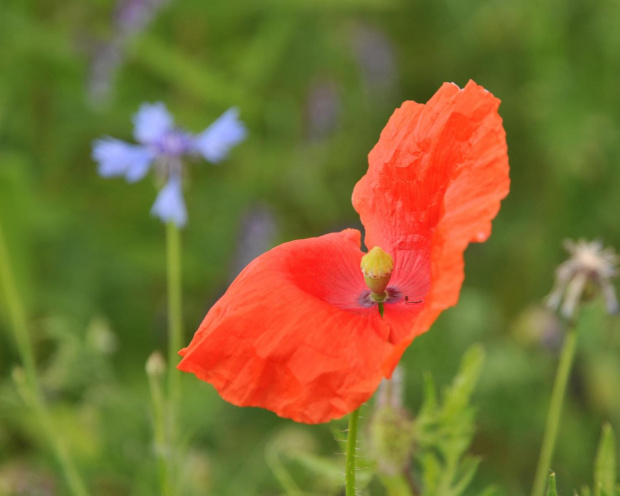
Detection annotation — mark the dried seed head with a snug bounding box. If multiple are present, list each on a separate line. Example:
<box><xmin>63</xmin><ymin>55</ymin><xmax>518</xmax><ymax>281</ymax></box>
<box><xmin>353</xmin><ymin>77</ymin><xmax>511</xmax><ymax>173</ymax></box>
<box><xmin>546</xmin><ymin>239</ymin><xmax>618</xmax><ymax>318</ymax></box>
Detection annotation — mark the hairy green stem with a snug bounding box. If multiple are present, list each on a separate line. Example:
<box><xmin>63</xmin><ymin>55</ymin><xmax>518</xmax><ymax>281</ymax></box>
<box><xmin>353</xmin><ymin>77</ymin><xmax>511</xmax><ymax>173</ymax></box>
<box><xmin>0</xmin><ymin>218</ymin><xmax>88</xmax><ymax>496</ymax></box>
<box><xmin>531</xmin><ymin>324</ymin><xmax>578</xmax><ymax>496</ymax></box>
<box><xmin>346</xmin><ymin>406</ymin><xmax>361</xmax><ymax>496</ymax></box>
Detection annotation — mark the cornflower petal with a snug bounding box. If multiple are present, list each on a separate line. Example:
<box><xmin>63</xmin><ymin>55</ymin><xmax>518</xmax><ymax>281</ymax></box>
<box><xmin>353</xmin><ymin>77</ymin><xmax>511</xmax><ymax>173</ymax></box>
<box><xmin>150</xmin><ymin>175</ymin><xmax>187</xmax><ymax>227</ymax></box>
<box><xmin>95</xmin><ymin>102</ymin><xmax>247</xmax><ymax>228</ymax></box>
<box><xmin>193</xmin><ymin>107</ymin><xmax>247</xmax><ymax>163</ymax></box>
<box><xmin>133</xmin><ymin>102</ymin><xmax>174</xmax><ymax>144</ymax></box>
<box><xmin>92</xmin><ymin>138</ymin><xmax>153</xmax><ymax>182</ymax></box>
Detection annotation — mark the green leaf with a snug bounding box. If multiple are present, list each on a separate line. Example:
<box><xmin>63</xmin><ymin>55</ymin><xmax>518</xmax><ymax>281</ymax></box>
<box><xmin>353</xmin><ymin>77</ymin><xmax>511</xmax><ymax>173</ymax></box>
<box><xmin>420</xmin><ymin>452</ymin><xmax>442</xmax><ymax>494</ymax></box>
<box><xmin>131</xmin><ymin>35</ymin><xmax>247</xmax><ymax>109</ymax></box>
<box><xmin>412</xmin><ymin>345</ymin><xmax>487</xmax><ymax>496</ymax></box>
<box><xmin>378</xmin><ymin>474</ymin><xmax>415</xmax><ymax>496</ymax></box>
<box><xmin>419</xmin><ymin>371</ymin><xmax>438</xmax><ymax>418</ymax></box>
<box><xmin>264</xmin><ymin>439</ymin><xmax>304</xmax><ymax>496</ymax></box>
<box><xmin>290</xmin><ymin>451</ymin><xmax>344</xmax><ymax>484</ymax></box>
<box><xmin>235</xmin><ymin>16</ymin><xmax>297</xmax><ymax>96</ymax></box>
<box><xmin>477</xmin><ymin>486</ymin><xmax>499</xmax><ymax>496</ymax></box>
<box><xmin>290</xmin><ymin>451</ymin><xmax>374</xmax><ymax>492</ymax></box>
<box><xmin>547</xmin><ymin>472</ymin><xmax>558</xmax><ymax>496</ymax></box>
<box><xmin>452</xmin><ymin>456</ymin><xmax>482</xmax><ymax>496</ymax></box>
<box><xmin>442</xmin><ymin>345</ymin><xmax>485</xmax><ymax>419</ymax></box>
<box><xmin>594</xmin><ymin>424</ymin><xmax>617</xmax><ymax>496</ymax></box>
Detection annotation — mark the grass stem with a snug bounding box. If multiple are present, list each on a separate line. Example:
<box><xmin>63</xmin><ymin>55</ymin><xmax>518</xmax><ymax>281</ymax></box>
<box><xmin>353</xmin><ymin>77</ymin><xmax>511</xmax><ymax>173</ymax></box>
<box><xmin>147</xmin><ymin>353</ymin><xmax>172</xmax><ymax>496</ymax></box>
<box><xmin>0</xmin><ymin>218</ymin><xmax>88</xmax><ymax>496</ymax></box>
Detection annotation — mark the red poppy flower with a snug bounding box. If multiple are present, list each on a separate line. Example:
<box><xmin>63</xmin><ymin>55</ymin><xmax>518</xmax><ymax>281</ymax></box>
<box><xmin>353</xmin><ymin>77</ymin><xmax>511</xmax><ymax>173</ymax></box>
<box><xmin>178</xmin><ymin>80</ymin><xmax>510</xmax><ymax>424</ymax></box>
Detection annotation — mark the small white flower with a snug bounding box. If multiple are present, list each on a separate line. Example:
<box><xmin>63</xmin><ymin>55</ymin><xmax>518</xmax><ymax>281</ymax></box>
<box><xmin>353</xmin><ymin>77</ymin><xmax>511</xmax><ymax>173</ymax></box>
<box><xmin>546</xmin><ymin>239</ymin><xmax>618</xmax><ymax>318</ymax></box>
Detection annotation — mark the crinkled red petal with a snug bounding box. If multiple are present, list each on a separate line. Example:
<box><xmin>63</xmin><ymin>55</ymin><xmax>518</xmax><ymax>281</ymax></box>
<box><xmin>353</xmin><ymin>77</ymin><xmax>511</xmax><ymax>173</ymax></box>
<box><xmin>353</xmin><ymin>80</ymin><xmax>510</xmax><ymax>366</ymax></box>
<box><xmin>178</xmin><ymin>230</ymin><xmax>398</xmax><ymax>424</ymax></box>
<box><xmin>180</xmin><ymin>81</ymin><xmax>509</xmax><ymax>424</ymax></box>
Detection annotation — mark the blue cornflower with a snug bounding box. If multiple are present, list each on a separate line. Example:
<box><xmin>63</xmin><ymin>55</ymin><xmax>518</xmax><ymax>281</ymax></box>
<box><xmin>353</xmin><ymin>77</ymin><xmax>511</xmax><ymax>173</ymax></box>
<box><xmin>93</xmin><ymin>103</ymin><xmax>246</xmax><ymax>227</ymax></box>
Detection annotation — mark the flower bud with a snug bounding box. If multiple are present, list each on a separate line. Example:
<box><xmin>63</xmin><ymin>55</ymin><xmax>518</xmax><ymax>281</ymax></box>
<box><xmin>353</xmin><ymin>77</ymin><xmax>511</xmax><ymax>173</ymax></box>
<box><xmin>145</xmin><ymin>351</ymin><xmax>166</xmax><ymax>378</ymax></box>
<box><xmin>369</xmin><ymin>369</ymin><xmax>414</xmax><ymax>476</ymax></box>
<box><xmin>361</xmin><ymin>246</ymin><xmax>394</xmax><ymax>300</ymax></box>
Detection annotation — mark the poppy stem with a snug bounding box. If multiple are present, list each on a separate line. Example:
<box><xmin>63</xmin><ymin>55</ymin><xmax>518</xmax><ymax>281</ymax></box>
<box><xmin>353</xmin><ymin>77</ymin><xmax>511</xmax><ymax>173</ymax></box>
<box><xmin>345</xmin><ymin>406</ymin><xmax>361</xmax><ymax>496</ymax></box>
<box><xmin>531</xmin><ymin>321</ymin><xmax>578</xmax><ymax>496</ymax></box>
<box><xmin>0</xmin><ymin>218</ymin><xmax>88</xmax><ymax>496</ymax></box>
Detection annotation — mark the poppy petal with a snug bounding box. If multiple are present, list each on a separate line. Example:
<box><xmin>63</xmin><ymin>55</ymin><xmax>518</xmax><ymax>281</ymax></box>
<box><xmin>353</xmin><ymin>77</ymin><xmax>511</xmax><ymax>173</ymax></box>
<box><xmin>180</xmin><ymin>81</ymin><xmax>509</xmax><ymax>423</ymax></box>
<box><xmin>353</xmin><ymin>80</ymin><xmax>510</xmax><ymax>352</ymax></box>
<box><xmin>178</xmin><ymin>229</ymin><xmax>397</xmax><ymax>424</ymax></box>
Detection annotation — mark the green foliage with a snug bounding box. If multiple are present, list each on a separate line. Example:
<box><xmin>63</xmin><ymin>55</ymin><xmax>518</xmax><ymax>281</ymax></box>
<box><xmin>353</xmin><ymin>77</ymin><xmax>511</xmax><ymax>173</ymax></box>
<box><xmin>260</xmin><ymin>347</ymin><xmax>490</xmax><ymax>496</ymax></box>
<box><xmin>263</xmin><ymin>425</ymin><xmax>373</xmax><ymax>495</ymax></box>
<box><xmin>42</xmin><ymin>317</ymin><xmax>117</xmax><ymax>398</ymax></box>
<box><xmin>414</xmin><ymin>345</ymin><xmax>492</xmax><ymax>496</ymax></box>
<box><xmin>594</xmin><ymin>424</ymin><xmax>617</xmax><ymax>496</ymax></box>
<box><xmin>546</xmin><ymin>473</ymin><xmax>557</xmax><ymax>496</ymax></box>
<box><xmin>552</xmin><ymin>424</ymin><xmax>620</xmax><ymax>496</ymax></box>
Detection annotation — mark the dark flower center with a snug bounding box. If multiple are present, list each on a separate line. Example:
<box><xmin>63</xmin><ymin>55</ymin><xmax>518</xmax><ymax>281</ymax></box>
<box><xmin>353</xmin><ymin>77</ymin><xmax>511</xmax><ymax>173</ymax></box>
<box><xmin>156</xmin><ymin>129</ymin><xmax>193</xmax><ymax>157</ymax></box>
<box><xmin>357</xmin><ymin>287</ymin><xmax>405</xmax><ymax>308</ymax></box>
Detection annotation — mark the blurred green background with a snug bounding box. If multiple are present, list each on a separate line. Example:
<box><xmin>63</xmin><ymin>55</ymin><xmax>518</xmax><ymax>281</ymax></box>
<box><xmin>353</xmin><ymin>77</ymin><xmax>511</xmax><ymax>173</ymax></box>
<box><xmin>1</xmin><ymin>0</ymin><xmax>620</xmax><ymax>494</ymax></box>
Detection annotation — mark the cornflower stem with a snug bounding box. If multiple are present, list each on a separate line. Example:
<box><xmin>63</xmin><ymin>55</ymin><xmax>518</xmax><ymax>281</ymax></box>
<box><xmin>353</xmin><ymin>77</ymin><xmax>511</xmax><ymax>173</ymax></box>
<box><xmin>531</xmin><ymin>322</ymin><xmax>578</xmax><ymax>496</ymax></box>
<box><xmin>165</xmin><ymin>221</ymin><xmax>183</xmax><ymax>490</ymax></box>
<box><xmin>166</xmin><ymin>221</ymin><xmax>183</xmax><ymax>398</ymax></box>
<box><xmin>346</xmin><ymin>406</ymin><xmax>361</xmax><ymax>496</ymax></box>
<box><xmin>0</xmin><ymin>218</ymin><xmax>88</xmax><ymax>496</ymax></box>
<box><xmin>147</xmin><ymin>364</ymin><xmax>172</xmax><ymax>496</ymax></box>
